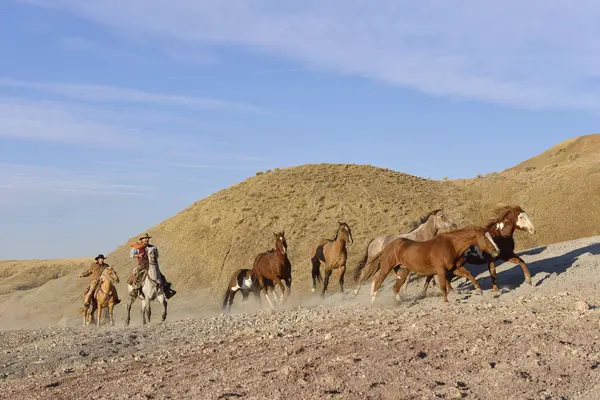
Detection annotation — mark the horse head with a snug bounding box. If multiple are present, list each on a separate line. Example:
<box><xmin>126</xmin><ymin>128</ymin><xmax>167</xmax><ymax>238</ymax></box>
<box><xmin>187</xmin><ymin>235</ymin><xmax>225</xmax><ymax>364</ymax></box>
<box><xmin>337</xmin><ymin>221</ymin><xmax>354</xmax><ymax>244</ymax></box>
<box><xmin>516</xmin><ymin>211</ymin><xmax>536</xmax><ymax>235</ymax></box>
<box><xmin>477</xmin><ymin>230</ymin><xmax>500</xmax><ymax>259</ymax></box>
<box><xmin>273</xmin><ymin>231</ymin><xmax>288</xmax><ymax>254</ymax></box>
<box><xmin>103</xmin><ymin>266</ymin><xmax>120</xmax><ymax>285</ymax></box>
<box><xmin>433</xmin><ymin>209</ymin><xmax>458</xmax><ymax>232</ymax></box>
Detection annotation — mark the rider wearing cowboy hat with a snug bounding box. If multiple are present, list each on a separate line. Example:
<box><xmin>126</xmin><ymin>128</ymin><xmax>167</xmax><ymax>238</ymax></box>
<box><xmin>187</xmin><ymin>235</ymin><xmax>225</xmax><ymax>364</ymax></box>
<box><xmin>77</xmin><ymin>254</ymin><xmax>121</xmax><ymax>306</ymax></box>
<box><xmin>129</xmin><ymin>233</ymin><xmax>176</xmax><ymax>299</ymax></box>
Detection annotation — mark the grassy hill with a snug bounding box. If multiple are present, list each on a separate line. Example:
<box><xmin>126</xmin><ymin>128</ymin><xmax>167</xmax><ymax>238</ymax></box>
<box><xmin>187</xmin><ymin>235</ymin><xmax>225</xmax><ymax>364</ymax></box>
<box><xmin>1</xmin><ymin>134</ymin><xmax>599</xmax><ymax>329</ymax></box>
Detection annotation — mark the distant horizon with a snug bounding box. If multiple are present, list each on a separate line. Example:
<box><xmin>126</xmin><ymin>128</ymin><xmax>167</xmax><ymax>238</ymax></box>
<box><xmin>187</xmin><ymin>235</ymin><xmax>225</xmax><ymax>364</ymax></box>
<box><xmin>2</xmin><ymin>1</ymin><xmax>600</xmax><ymax>259</ymax></box>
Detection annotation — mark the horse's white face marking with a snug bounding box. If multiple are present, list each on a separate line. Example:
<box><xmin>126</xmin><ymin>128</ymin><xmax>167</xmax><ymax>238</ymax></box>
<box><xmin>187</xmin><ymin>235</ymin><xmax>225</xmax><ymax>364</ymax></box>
<box><xmin>516</xmin><ymin>212</ymin><xmax>536</xmax><ymax>235</ymax></box>
<box><xmin>279</xmin><ymin>236</ymin><xmax>287</xmax><ymax>254</ymax></box>
<box><xmin>496</xmin><ymin>222</ymin><xmax>505</xmax><ymax>231</ymax></box>
<box><xmin>484</xmin><ymin>232</ymin><xmax>500</xmax><ymax>253</ymax></box>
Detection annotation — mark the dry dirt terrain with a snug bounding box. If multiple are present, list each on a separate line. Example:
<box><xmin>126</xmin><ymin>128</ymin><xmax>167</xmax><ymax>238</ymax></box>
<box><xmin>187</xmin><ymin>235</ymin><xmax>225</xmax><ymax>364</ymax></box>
<box><xmin>1</xmin><ymin>235</ymin><xmax>599</xmax><ymax>399</ymax></box>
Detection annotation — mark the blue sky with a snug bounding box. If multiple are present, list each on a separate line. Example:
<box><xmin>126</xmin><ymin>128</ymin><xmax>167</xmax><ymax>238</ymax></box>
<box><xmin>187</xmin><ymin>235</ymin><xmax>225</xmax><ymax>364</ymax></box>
<box><xmin>1</xmin><ymin>1</ymin><xmax>599</xmax><ymax>259</ymax></box>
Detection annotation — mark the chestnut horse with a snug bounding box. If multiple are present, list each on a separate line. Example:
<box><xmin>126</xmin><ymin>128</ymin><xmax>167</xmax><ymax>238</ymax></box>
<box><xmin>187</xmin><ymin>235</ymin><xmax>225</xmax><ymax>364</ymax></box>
<box><xmin>221</xmin><ymin>268</ymin><xmax>261</xmax><ymax>314</ymax></box>
<box><xmin>84</xmin><ymin>266</ymin><xmax>120</xmax><ymax>326</ymax></box>
<box><xmin>252</xmin><ymin>232</ymin><xmax>292</xmax><ymax>309</ymax></box>
<box><xmin>352</xmin><ymin>209</ymin><xmax>457</xmax><ymax>295</ymax></box>
<box><xmin>460</xmin><ymin>205</ymin><xmax>535</xmax><ymax>291</ymax></box>
<box><xmin>310</xmin><ymin>222</ymin><xmax>353</xmax><ymax>297</ymax></box>
<box><xmin>360</xmin><ymin>226</ymin><xmax>500</xmax><ymax>304</ymax></box>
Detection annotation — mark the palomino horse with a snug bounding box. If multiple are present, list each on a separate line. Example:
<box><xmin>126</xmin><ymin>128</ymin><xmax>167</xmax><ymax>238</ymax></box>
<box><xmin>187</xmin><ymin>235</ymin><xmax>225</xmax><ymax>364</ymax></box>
<box><xmin>459</xmin><ymin>205</ymin><xmax>535</xmax><ymax>291</ymax></box>
<box><xmin>352</xmin><ymin>209</ymin><xmax>457</xmax><ymax>295</ymax></box>
<box><xmin>361</xmin><ymin>225</ymin><xmax>500</xmax><ymax>304</ymax></box>
<box><xmin>125</xmin><ymin>248</ymin><xmax>168</xmax><ymax>326</ymax></box>
<box><xmin>252</xmin><ymin>232</ymin><xmax>292</xmax><ymax>309</ymax></box>
<box><xmin>310</xmin><ymin>222</ymin><xmax>353</xmax><ymax>297</ymax></box>
<box><xmin>83</xmin><ymin>266</ymin><xmax>120</xmax><ymax>327</ymax></box>
<box><xmin>221</xmin><ymin>268</ymin><xmax>261</xmax><ymax>314</ymax></box>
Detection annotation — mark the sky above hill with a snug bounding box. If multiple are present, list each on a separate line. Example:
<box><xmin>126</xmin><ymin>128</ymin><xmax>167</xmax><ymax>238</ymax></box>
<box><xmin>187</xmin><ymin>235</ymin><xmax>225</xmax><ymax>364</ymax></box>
<box><xmin>2</xmin><ymin>1</ymin><xmax>600</xmax><ymax>259</ymax></box>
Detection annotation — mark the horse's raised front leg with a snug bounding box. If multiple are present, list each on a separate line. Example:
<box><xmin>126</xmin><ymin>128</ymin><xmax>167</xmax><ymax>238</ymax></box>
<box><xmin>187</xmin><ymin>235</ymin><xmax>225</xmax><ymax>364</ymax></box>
<box><xmin>508</xmin><ymin>254</ymin><xmax>532</xmax><ymax>286</ymax></box>
<box><xmin>452</xmin><ymin>266</ymin><xmax>482</xmax><ymax>295</ymax></box>
<box><xmin>371</xmin><ymin>261</ymin><xmax>395</xmax><ymax>305</ymax></box>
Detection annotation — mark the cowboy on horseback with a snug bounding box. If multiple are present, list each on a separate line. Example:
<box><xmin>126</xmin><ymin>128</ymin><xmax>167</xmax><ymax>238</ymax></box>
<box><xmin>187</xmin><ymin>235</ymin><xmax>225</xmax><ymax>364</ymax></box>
<box><xmin>128</xmin><ymin>233</ymin><xmax>176</xmax><ymax>299</ymax></box>
<box><xmin>77</xmin><ymin>254</ymin><xmax>121</xmax><ymax>306</ymax></box>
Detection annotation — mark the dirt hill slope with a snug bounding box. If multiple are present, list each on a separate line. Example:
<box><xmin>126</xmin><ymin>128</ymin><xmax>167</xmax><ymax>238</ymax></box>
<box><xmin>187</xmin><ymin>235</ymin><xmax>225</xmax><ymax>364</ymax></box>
<box><xmin>1</xmin><ymin>134</ymin><xmax>599</xmax><ymax>329</ymax></box>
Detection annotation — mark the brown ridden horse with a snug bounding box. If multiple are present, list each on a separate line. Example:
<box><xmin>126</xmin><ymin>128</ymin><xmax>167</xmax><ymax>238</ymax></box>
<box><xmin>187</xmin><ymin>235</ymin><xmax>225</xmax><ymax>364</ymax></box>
<box><xmin>221</xmin><ymin>268</ymin><xmax>262</xmax><ymax>314</ymax></box>
<box><xmin>459</xmin><ymin>205</ymin><xmax>535</xmax><ymax>291</ymax></box>
<box><xmin>84</xmin><ymin>266</ymin><xmax>120</xmax><ymax>326</ymax></box>
<box><xmin>311</xmin><ymin>222</ymin><xmax>354</xmax><ymax>297</ymax></box>
<box><xmin>252</xmin><ymin>231</ymin><xmax>292</xmax><ymax>309</ymax></box>
<box><xmin>360</xmin><ymin>225</ymin><xmax>500</xmax><ymax>304</ymax></box>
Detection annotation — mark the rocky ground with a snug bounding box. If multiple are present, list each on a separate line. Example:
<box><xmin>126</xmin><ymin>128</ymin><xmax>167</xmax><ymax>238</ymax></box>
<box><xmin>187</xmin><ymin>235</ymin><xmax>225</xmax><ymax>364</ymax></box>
<box><xmin>1</xmin><ymin>236</ymin><xmax>599</xmax><ymax>400</ymax></box>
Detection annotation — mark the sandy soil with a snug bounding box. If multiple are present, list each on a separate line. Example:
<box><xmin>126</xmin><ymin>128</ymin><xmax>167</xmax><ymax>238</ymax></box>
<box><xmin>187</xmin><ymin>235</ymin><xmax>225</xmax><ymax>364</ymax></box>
<box><xmin>1</xmin><ymin>235</ymin><xmax>599</xmax><ymax>399</ymax></box>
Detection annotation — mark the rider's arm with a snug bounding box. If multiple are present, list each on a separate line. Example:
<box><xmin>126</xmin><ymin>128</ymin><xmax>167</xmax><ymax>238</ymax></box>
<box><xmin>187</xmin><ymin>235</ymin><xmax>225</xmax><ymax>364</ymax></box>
<box><xmin>130</xmin><ymin>248</ymin><xmax>138</xmax><ymax>259</ymax></box>
<box><xmin>77</xmin><ymin>266</ymin><xmax>93</xmax><ymax>278</ymax></box>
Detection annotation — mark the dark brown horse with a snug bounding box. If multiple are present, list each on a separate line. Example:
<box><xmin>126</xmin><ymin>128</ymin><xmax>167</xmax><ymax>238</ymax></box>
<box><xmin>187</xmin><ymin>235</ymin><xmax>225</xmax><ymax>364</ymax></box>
<box><xmin>439</xmin><ymin>205</ymin><xmax>536</xmax><ymax>292</ymax></box>
<box><xmin>359</xmin><ymin>225</ymin><xmax>500</xmax><ymax>304</ymax></box>
<box><xmin>311</xmin><ymin>222</ymin><xmax>353</xmax><ymax>297</ymax></box>
<box><xmin>252</xmin><ymin>231</ymin><xmax>292</xmax><ymax>309</ymax></box>
<box><xmin>221</xmin><ymin>268</ymin><xmax>261</xmax><ymax>314</ymax></box>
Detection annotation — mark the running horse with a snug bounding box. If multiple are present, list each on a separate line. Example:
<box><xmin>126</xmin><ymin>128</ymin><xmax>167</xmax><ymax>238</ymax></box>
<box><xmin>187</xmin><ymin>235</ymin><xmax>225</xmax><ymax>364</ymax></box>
<box><xmin>83</xmin><ymin>266</ymin><xmax>120</xmax><ymax>327</ymax></box>
<box><xmin>310</xmin><ymin>221</ymin><xmax>354</xmax><ymax>297</ymax></box>
<box><xmin>125</xmin><ymin>246</ymin><xmax>168</xmax><ymax>326</ymax></box>
<box><xmin>251</xmin><ymin>231</ymin><xmax>292</xmax><ymax>309</ymax></box>
<box><xmin>459</xmin><ymin>205</ymin><xmax>535</xmax><ymax>291</ymax></box>
<box><xmin>360</xmin><ymin>225</ymin><xmax>500</xmax><ymax>304</ymax></box>
<box><xmin>352</xmin><ymin>209</ymin><xmax>457</xmax><ymax>296</ymax></box>
<box><xmin>221</xmin><ymin>268</ymin><xmax>261</xmax><ymax>314</ymax></box>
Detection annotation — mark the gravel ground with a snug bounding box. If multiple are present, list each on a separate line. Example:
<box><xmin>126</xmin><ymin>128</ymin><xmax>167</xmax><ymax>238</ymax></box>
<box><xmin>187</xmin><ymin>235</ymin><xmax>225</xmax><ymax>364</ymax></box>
<box><xmin>1</xmin><ymin>236</ymin><xmax>599</xmax><ymax>400</ymax></box>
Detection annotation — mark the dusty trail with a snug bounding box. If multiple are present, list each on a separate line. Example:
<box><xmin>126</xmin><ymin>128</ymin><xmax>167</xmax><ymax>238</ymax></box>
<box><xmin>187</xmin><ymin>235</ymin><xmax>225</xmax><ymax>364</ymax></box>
<box><xmin>1</xmin><ymin>236</ymin><xmax>599</xmax><ymax>399</ymax></box>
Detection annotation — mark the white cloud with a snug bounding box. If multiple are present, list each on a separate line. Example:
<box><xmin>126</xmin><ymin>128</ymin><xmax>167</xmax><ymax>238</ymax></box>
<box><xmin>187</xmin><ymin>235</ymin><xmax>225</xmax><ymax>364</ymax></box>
<box><xmin>22</xmin><ymin>0</ymin><xmax>600</xmax><ymax>111</ymax></box>
<box><xmin>0</xmin><ymin>77</ymin><xmax>257</xmax><ymax>112</ymax></box>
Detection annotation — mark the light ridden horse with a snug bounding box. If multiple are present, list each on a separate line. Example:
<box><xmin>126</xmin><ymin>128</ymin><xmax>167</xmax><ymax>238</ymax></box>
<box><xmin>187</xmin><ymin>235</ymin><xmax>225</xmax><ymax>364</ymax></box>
<box><xmin>352</xmin><ymin>209</ymin><xmax>457</xmax><ymax>296</ymax></box>
<box><xmin>83</xmin><ymin>266</ymin><xmax>120</xmax><ymax>327</ymax></box>
<box><xmin>458</xmin><ymin>205</ymin><xmax>535</xmax><ymax>291</ymax></box>
<box><xmin>252</xmin><ymin>232</ymin><xmax>292</xmax><ymax>309</ymax></box>
<box><xmin>360</xmin><ymin>225</ymin><xmax>500</xmax><ymax>304</ymax></box>
<box><xmin>221</xmin><ymin>268</ymin><xmax>262</xmax><ymax>314</ymax></box>
<box><xmin>310</xmin><ymin>222</ymin><xmax>354</xmax><ymax>297</ymax></box>
<box><xmin>125</xmin><ymin>248</ymin><xmax>168</xmax><ymax>326</ymax></box>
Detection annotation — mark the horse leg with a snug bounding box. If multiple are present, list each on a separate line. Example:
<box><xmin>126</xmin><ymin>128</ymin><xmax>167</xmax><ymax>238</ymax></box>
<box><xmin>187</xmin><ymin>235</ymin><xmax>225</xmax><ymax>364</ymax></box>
<box><xmin>321</xmin><ymin>269</ymin><xmax>333</xmax><ymax>298</ymax></box>
<box><xmin>125</xmin><ymin>296</ymin><xmax>135</xmax><ymax>326</ymax></box>
<box><xmin>311</xmin><ymin>257</ymin><xmax>321</xmax><ymax>293</ymax></box>
<box><xmin>228</xmin><ymin>289</ymin><xmax>238</xmax><ymax>313</ymax></box>
<box><xmin>141</xmin><ymin>299</ymin><xmax>147</xmax><ymax>325</ymax></box>
<box><xmin>488</xmin><ymin>260</ymin><xmax>499</xmax><ymax>291</ymax></box>
<box><xmin>276</xmin><ymin>279</ymin><xmax>286</xmax><ymax>304</ymax></box>
<box><xmin>109</xmin><ymin>302</ymin><xmax>115</xmax><ymax>326</ymax></box>
<box><xmin>338</xmin><ymin>265</ymin><xmax>346</xmax><ymax>294</ymax></box>
<box><xmin>437</xmin><ymin>270</ymin><xmax>449</xmax><ymax>303</ymax></box>
<box><xmin>370</xmin><ymin>262</ymin><xmax>395</xmax><ymax>305</ymax></box>
<box><xmin>258</xmin><ymin>276</ymin><xmax>275</xmax><ymax>310</ymax></box>
<box><xmin>147</xmin><ymin>300</ymin><xmax>152</xmax><ymax>323</ymax></box>
<box><xmin>97</xmin><ymin>306</ymin><xmax>103</xmax><ymax>327</ymax></box>
<box><xmin>508</xmin><ymin>255</ymin><xmax>532</xmax><ymax>286</ymax></box>
<box><xmin>452</xmin><ymin>266</ymin><xmax>483</xmax><ymax>295</ymax></box>
<box><xmin>421</xmin><ymin>275</ymin><xmax>435</xmax><ymax>298</ymax></box>
<box><xmin>392</xmin><ymin>268</ymin><xmax>410</xmax><ymax>302</ymax></box>
<box><xmin>159</xmin><ymin>294</ymin><xmax>167</xmax><ymax>322</ymax></box>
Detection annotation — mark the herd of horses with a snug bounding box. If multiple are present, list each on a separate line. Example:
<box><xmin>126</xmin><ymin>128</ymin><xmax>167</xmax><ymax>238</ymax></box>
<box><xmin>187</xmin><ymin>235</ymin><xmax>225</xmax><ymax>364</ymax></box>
<box><xmin>221</xmin><ymin>205</ymin><xmax>535</xmax><ymax>313</ymax></box>
<box><xmin>80</xmin><ymin>205</ymin><xmax>536</xmax><ymax>325</ymax></box>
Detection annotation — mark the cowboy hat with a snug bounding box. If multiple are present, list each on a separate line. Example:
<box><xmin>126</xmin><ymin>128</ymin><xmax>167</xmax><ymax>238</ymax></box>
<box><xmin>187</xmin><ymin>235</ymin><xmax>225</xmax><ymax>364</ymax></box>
<box><xmin>139</xmin><ymin>233</ymin><xmax>152</xmax><ymax>240</ymax></box>
<box><xmin>94</xmin><ymin>254</ymin><xmax>106</xmax><ymax>261</ymax></box>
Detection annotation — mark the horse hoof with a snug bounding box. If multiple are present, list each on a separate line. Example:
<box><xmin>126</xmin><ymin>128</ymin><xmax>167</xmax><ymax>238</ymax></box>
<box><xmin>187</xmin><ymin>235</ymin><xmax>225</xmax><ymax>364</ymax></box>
<box><xmin>526</xmin><ymin>278</ymin><xmax>532</xmax><ymax>286</ymax></box>
<box><xmin>477</xmin><ymin>289</ymin><xmax>483</xmax><ymax>296</ymax></box>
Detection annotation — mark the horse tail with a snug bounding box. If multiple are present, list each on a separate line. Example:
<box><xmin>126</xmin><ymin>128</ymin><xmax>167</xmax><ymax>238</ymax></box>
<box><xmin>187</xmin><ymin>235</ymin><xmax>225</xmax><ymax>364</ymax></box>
<box><xmin>311</xmin><ymin>258</ymin><xmax>323</xmax><ymax>285</ymax></box>
<box><xmin>353</xmin><ymin>238</ymin><xmax>374</xmax><ymax>282</ymax></box>
<box><xmin>357</xmin><ymin>246</ymin><xmax>388</xmax><ymax>283</ymax></box>
<box><xmin>221</xmin><ymin>286</ymin><xmax>232</xmax><ymax>312</ymax></box>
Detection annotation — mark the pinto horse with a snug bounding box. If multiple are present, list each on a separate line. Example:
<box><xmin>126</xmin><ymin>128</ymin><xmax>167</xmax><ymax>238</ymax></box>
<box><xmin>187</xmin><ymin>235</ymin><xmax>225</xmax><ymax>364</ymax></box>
<box><xmin>221</xmin><ymin>268</ymin><xmax>261</xmax><ymax>314</ymax></box>
<box><xmin>352</xmin><ymin>209</ymin><xmax>457</xmax><ymax>296</ymax></box>
<box><xmin>460</xmin><ymin>205</ymin><xmax>535</xmax><ymax>291</ymax></box>
<box><xmin>252</xmin><ymin>231</ymin><xmax>292</xmax><ymax>309</ymax></box>
<box><xmin>310</xmin><ymin>222</ymin><xmax>353</xmax><ymax>297</ymax></box>
<box><xmin>360</xmin><ymin>225</ymin><xmax>500</xmax><ymax>304</ymax></box>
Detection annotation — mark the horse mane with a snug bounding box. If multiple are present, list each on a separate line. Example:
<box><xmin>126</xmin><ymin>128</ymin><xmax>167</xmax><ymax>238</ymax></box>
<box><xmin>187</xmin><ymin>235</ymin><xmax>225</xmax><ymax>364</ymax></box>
<box><xmin>407</xmin><ymin>209</ymin><xmax>442</xmax><ymax>233</ymax></box>
<box><xmin>485</xmin><ymin>205</ymin><xmax>524</xmax><ymax>228</ymax></box>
